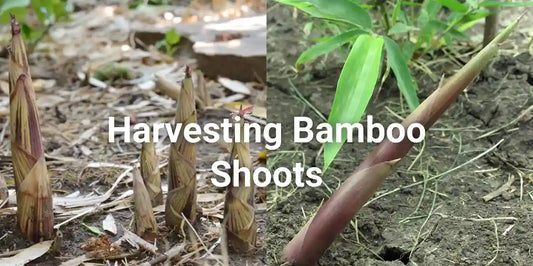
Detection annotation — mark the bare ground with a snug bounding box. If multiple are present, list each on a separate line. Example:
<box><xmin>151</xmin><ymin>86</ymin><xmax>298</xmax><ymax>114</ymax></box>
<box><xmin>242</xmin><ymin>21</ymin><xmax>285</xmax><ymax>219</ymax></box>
<box><xmin>267</xmin><ymin>2</ymin><xmax>533</xmax><ymax>265</ymax></box>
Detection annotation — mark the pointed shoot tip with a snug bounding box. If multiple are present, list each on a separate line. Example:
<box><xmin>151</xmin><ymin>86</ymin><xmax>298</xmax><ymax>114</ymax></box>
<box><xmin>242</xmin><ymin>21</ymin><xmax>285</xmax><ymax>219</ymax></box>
<box><xmin>10</xmin><ymin>13</ymin><xmax>21</xmax><ymax>36</ymax></box>
<box><xmin>185</xmin><ymin>65</ymin><xmax>192</xmax><ymax>78</ymax></box>
<box><xmin>9</xmin><ymin>13</ymin><xmax>20</xmax><ymax>36</ymax></box>
<box><xmin>517</xmin><ymin>11</ymin><xmax>526</xmax><ymax>22</ymax></box>
<box><xmin>241</xmin><ymin>105</ymin><xmax>254</xmax><ymax>116</ymax></box>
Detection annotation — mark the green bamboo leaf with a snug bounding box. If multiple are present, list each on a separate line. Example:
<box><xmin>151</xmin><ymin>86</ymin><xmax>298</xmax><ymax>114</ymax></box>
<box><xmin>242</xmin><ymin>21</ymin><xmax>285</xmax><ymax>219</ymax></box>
<box><xmin>0</xmin><ymin>0</ymin><xmax>28</xmax><ymax>24</ymax></box>
<box><xmin>0</xmin><ymin>0</ymin><xmax>30</xmax><ymax>13</ymax></box>
<box><xmin>274</xmin><ymin>0</ymin><xmax>336</xmax><ymax>20</ymax></box>
<box><xmin>480</xmin><ymin>0</ymin><xmax>533</xmax><ymax>7</ymax></box>
<box><xmin>460</xmin><ymin>9</ymin><xmax>491</xmax><ymax>23</ymax></box>
<box><xmin>308</xmin><ymin>0</ymin><xmax>372</xmax><ymax>28</ymax></box>
<box><xmin>82</xmin><ymin>223</ymin><xmax>105</xmax><ymax>236</ymax></box>
<box><xmin>437</xmin><ymin>0</ymin><xmax>468</xmax><ymax>12</ymax></box>
<box><xmin>430</xmin><ymin>20</ymin><xmax>471</xmax><ymax>41</ymax></box>
<box><xmin>388</xmin><ymin>23</ymin><xmax>419</xmax><ymax>35</ymax></box>
<box><xmin>323</xmin><ymin>35</ymin><xmax>384</xmax><ymax>171</ymax></box>
<box><xmin>457</xmin><ymin>10</ymin><xmax>491</xmax><ymax>32</ymax></box>
<box><xmin>275</xmin><ymin>0</ymin><xmax>372</xmax><ymax>27</ymax></box>
<box><xmin>384</xmin><ymin>37</ymin><xmax>419</xmax><ymax>111</ymax></box>
<box><xmin>295</xmin><ymin>30</ymin><xmax>364</xmax><ymax>70</ymax></box>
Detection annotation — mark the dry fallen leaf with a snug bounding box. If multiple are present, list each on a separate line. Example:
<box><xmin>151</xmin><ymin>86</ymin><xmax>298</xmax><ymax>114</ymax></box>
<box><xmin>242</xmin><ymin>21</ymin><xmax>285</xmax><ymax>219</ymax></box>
<box><xmin>36</xmin><ymin>95</ymin><xmax>65</xmax><ymax>108</ymax></box>
<box><xmin>102</xmin><ymin>214</ymin><xmax>117</xmax><ymax>235</ymax></box>
<box><xmin>117</xmin><ymin>228</ymin><xmax>158</xmax><ymax>254</ymax></box>
<box><xmin>218</xmin><ymin>77</ymin><xmax>251</xmax><ymax>95</ymax></box>
<box><xmin>32</xmin><ymin>79</ymin><xmax>56</xmax><ymax>91</ymax></box>
<box><xmin>0</xmin><ymin>80</ymin><xmax>8</xmax><ymax>95</ymax></box>
<box><xmin>82</xmin><ymin>235</ymin><xmax>122</xmax><ymax>259</ymax></box>
<box><xmin>0</xmin><ymin>240</ymin><xmax>53</xmax><ymax>265</ymax></box>
<box><xmin>197</xmin><ymin>193</ymin><xmax>225</xmax><ymax>203</ymax></box>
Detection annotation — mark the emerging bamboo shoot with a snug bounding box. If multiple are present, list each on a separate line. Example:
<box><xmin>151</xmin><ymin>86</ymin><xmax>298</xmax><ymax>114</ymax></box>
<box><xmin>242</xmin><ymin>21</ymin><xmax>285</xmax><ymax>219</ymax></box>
<box><xmin>140</xmin><ymin>140</ymin><xmax>163</xmax><ymax>206</ymax></box>
<box><xmin>224</xmin><ymin>105</ymin><xmax>257</xmax><ymax>252</ymax></box>
<box><xmin>284</xmin><ymin>17</ymin><xmax>521</xmax><ymax>265</ymax></box>
<box><xmin>195</xmin><ymin>70</ymin><xmax>211</xmax><ymax>109</ymax></box>
<box><xmin>133</xmin><ymin>169</ymin><xmax>158</xmax><ymax>241</ymax></box>
<box><xmin>8</xmin><ymin>14</ymin><xmax>54</xmax><ymax>242</ymax></box>
<box><xmin>165</xmin><ymin>66</ymin><xmax>198</xmax><ymax>229</ymax></box>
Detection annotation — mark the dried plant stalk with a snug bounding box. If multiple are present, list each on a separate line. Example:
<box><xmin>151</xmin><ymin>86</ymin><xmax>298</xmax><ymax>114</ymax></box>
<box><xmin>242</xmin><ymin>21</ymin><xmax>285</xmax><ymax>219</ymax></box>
<box><xmin>155</xmin><ymin>73</ymin><xmax>203</xmax><ymax>106</ymax></box>
<box><xmin>133</xmin><ymin>169</ymin><xmax>158</xmax><ymax>240</ymax></box>
<box><xmin>8</xmin><ymin>15</ymin><xmax>54</xmax><ymax>242</ymax></box>
<box><xmin>195</xmin><ymin>70</ymin><xmax>211</xmax><ymax>109</ymax></box>
<box><xmin>0</xmin><ymin>174</ymin><xmax>7</xmax><ymax>201</ymax></box>
<box><xmin>155</xmin><ymin>74</ymin><xmax>180</xmax><ymax>100</ymax></box>
<box><xmin>140</xmin><ymin>141</ymin><xmax>163</xmax><ymax>206</ymax></box>
<box><xmin>224</xmin><ymin>106</ymin><xmax>257</xmax><ymax>252</ymax></box>
<box><xmin>284</xmin><ymin>17</ymin><xmax>521</xmax><ymax>265</ymax></box>
<box><xmin>165</xmin><ymin>67</ymin><xmax>198</xmax><ymax>229</ymax></box>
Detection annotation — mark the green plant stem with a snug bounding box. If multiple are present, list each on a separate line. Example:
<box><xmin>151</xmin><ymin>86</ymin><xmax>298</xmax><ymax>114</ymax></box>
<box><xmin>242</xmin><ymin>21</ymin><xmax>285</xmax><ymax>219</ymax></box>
<box><xmin>378</xmin><ymin>2</ymin><xmax>391</xmax><ymax>33</ymax></box>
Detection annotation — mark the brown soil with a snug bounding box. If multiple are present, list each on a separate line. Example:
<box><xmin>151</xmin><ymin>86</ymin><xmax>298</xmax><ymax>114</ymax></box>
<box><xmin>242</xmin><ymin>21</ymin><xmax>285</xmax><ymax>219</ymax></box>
<box><xmin>267</xmin><ymin>2</ymin><xmax>533</xmax><ymax>265</ymax></box>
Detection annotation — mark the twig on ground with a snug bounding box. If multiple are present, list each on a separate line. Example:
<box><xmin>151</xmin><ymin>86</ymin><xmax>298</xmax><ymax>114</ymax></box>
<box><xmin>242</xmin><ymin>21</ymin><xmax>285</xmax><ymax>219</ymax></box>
<box><xmin>486</xmin><ymin>220</ymin><xmax>500</xmax><ymax>266</ymax></box>
<box><xmin>365</xmin><ymin>140</ymin><xmax>504</xmax><ymax>206</ymax></box>
<box><xmin>117</xmin><ymin>227</ymin><xmax>158</xmax><ymax>254</ymax></box>
<box><xmin>55</xmin><ymin>163</ymin><xmax>134</xmax><ymax>208</ymax></box>
<box><xmin>139</xmin><ymin>244</ymin><xmax>185</xmax><ymax>266</ymax></box>
<box><xmin>181</xmin><ymin>213</ymin><xmax>224</xmax><ymax>265</ymax></box>
<box><xmin>482</xmin><ymin>174</ymin><xmax>515</xmax><ymax>202</ymax></box>
<box><xmin>475</xmin><ymin>105</ymin><xmax>533</xmax><ymax>140</ymax></box>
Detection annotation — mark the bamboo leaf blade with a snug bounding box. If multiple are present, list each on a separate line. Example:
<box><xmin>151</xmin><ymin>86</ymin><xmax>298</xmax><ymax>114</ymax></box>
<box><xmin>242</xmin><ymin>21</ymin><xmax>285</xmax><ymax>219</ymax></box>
<box><xmin>480</xmin><ymin>0</ymin><xmax>533</xmax><ymax>7</ymax></box>
<box><xmin>295</xmin><ymin>30</ymin><xmax>364</xmax><ymax>70</ymax></box>
<box><xmin>307</xmin><ymin>0</ymin><xmax>372</xmax><ymax>28</ymax></box>
<box><xmin>384</xmin><ymin>37</ymin><xmax>420</xmax><ymax>111</ymax></box>
<box><xmin>437</xmin><ymin>0</ymin><xmax>468</xmax><ymax>12</ymax></box>
<box><xmin>275</xmin><ymin>0</ymin><xmax>372</xmax><ymax>27</ymax></box>
<box><xmin>273</xmin><ymin>0</ymin><xmax>337</xmax><ymax>20</ymax></box>
<box><xmin>388</xmin><ymin>23</ymin><xmax>419</xmax><ymax>35</ymax></box>
<box><xmin>323</xmin><ymin>35</ymin><xmax>384</xmax><ymax>171</ymax></box>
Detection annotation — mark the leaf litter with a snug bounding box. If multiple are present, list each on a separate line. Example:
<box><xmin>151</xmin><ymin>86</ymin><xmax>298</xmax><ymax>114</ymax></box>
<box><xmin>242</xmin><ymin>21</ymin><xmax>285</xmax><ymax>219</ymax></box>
<box><xmin>0</xmin><ymin>0</ymin><xmax>267</xmax><ymax>265</ymax></box>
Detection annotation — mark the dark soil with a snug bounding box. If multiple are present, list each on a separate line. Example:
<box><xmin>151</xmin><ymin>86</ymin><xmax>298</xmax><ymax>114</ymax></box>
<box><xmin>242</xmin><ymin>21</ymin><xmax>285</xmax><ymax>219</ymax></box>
<box><xmin>267</xmin><ymin>2</ymin><xmax>533</xmax><ymax>265</ymax></box>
